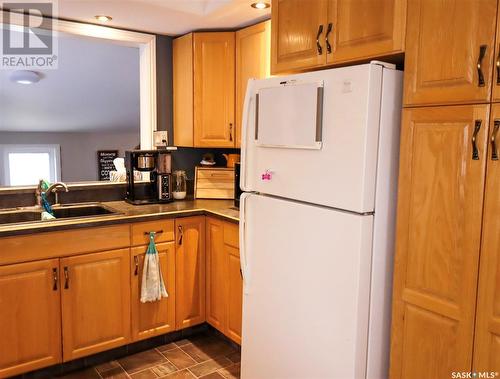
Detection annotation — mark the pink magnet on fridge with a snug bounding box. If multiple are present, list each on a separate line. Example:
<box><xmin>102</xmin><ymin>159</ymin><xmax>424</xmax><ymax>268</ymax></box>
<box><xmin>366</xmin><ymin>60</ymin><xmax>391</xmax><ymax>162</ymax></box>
<box><xmin>261</xmin><ymin>170</ymin><xmax>272</xmax><ymax>181</ymax></box>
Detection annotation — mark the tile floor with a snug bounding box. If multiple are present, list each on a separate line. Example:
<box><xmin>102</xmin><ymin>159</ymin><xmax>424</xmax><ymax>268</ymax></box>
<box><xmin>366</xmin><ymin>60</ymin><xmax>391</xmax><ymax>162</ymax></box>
<box><xmin>59</xmin><ymin>333</ymin><xmax>240</xmax><ymax>379</ymax></box>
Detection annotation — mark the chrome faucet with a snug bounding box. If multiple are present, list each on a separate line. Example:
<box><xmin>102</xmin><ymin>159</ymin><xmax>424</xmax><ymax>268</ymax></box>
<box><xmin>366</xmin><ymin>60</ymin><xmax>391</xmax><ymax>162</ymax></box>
<box><xmin>35</xmin><ymin>180</ymin><xmax>69</xmax><ymax>207</ymax></box>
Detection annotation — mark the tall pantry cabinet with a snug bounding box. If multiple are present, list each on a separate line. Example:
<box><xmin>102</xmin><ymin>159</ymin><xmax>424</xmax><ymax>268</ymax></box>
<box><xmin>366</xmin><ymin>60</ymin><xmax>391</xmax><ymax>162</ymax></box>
<box><xmin>390</xmin><ymin>0</ymin><xmax>500</xmax><ymax>377</ymax></box>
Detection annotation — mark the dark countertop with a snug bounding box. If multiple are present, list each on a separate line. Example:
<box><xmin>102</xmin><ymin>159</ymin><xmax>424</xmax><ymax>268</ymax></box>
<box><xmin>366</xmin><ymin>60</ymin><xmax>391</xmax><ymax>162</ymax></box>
<box><xmin>0</xmin><ymin>199</ymin><xmax>239</xmax><ymax>238</ymax></box>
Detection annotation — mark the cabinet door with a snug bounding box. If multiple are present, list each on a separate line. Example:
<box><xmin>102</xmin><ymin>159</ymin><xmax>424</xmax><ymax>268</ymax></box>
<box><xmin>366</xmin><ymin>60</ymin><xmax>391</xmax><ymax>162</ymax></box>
<box><xmin>404</xmin><ymin>0</ymin><xmax>496</xmax><ymax>106</ymax></box>
<box><xmin>224</xmin><ymin>222</ymin><xmax>242</xmax><ymax>344</ymax></box>
<box><xmin>173</xmin><ymin>33</ymin><xmax>194</xmax><ymax>147</ymax></box>
<box><xmin>327</xmin><ymin>0</ymin><xmax>405</xmax><ymax>64</ymax></box>
<box><xmin>206</xmin><ymin>217</ymin><xmax>226</xmax><ymax>331</ymax></box>
<box><xmin>236</xmin><ymin>21</ymin><xmax>271</xmax><ymax>147</ymax></box>
<box><xmin>226</xmin><ymin>246</ymin><xmax>242</xmax><ymax>345</ymax></box>
<box><xmin>390</xmin><ymin>105</ymin><xmax>490</xmax><ymax>378</ymax></box>
<box><xmin>61</xmin><ymin>249</ymin><xmax>131</xmax><ymax>361</ymax></box>
<box><xmin>175</xmin><ymin>216</ymin><xmax>206</xmax><ymax>329</ymax></box>
<box><xmin>271</xmin><ymin>0</ymin><xmax>328</xmax><ymax>73</ymax></box>
<box><xmin>473</xmin><ymin>105</ymin><xmax>500</xmax><ymax>373</ymax></box>
<box><xmin>193</xmin><ymin>33</ymin><xmax>235</xmax><ymax>148</ymax></box>
<box><xmin>131</xmin><ymin>242</ymin><xmax>176</xmax><ymax>342</ymax></box>
<box><xmin>0</xmin><ymin>259</ymin><xmax>61</xmax><ymax>377</ymax></box>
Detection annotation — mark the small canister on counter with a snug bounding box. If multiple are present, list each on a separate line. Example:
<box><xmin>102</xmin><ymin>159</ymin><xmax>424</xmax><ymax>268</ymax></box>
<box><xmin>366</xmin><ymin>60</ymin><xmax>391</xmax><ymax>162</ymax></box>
<box><xmin>173</xmin><ymin>170</ymin><xmax>187</xmax><ymax>200</ymax></box>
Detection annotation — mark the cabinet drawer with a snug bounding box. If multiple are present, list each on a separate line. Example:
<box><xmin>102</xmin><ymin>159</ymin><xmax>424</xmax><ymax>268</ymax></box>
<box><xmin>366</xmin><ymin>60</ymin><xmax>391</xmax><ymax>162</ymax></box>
<box><xmin>197</xmin><ymin>169</ymin><xmax>234</xmax><ymax>180</ymax></box>
<box><xmin>224</xmin><ymin>222</ymin><xmax>239</xmax><ymax>250</ymax></box>
<box><xmin>0</xmin><ymin>225</ymin><xmax>130</xmax><ymax>265</ymax></box>
<box><xmin>130</xmin><ymin>220</ymin><xmax>175</xmax><ymax>246</ymax></box>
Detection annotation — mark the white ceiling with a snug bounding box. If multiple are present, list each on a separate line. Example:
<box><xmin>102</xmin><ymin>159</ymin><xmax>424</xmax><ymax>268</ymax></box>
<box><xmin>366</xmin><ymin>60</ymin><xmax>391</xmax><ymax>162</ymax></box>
<box><xmin>0</xmin><ymin>31</ymin><xmax>140</xmax><ymax>132</ymax></box>
<box><xmin>57</xmin><ymin>0</ymin><xmax>271</xmax><ymax>36</ymax></box>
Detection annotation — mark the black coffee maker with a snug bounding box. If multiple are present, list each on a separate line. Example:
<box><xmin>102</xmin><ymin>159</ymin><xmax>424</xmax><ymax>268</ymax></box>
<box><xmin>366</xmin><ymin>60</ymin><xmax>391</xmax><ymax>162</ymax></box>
<box><xmin>125</xmin><ymin>150</ymin><xmax>173</xmax><ymax>204</ymax></box>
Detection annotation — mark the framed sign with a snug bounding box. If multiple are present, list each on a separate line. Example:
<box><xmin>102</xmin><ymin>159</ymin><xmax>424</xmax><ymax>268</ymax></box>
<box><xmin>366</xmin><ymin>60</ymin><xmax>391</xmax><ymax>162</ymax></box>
<box><xmin>97</xmin><ymin>150</ymin><xmax>119</xmax><ymax>181</ymax></box>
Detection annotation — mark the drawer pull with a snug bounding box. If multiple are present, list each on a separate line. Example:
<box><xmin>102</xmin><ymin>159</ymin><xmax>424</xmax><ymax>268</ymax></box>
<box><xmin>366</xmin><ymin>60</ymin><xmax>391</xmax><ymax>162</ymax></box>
<box><xmin>143</xmin><ymin>230</ymin><xmax>163</xmax><ymax>235</ymax></box>
<box><xmin>52</xmin><ymin>268</ymin><xmax>58</xmax><ymax>291</ymax></box>
<box><xmin>63</xmin><ymin>266</ymin><xmax>69</xmax><ymax>289</ymax></box>
<box><xmin>325</xmin><ymin>23</ymin><xmax>333</xmax><ymax>54</ymax></box>
<box><xmin>178</xmin><ymin>225</ymin><xmax>183</xmax><ymax>246</ymax></box>
<box><xmin>134</xmin><ymin>255</ymin><xmax>139</xmax><ymax>276</ymax></box>
<box><xmin>492</xmin><ymin>119</ymin><xmax>499</xmax><ymax>161</ymax></box>
<box><xmin>477</xmin><ymin>45</ymin><xmax>487</xmax><ymax>87</ymax></box>
<box><xmin>316</xmin><ymin>24</ymin><xmax>324</xmax><ymax>55</ymax></box>
<box><xmin>472</xmin><ymin>120</ymin><xmax>482</xmax><ymax>160</ymax></box>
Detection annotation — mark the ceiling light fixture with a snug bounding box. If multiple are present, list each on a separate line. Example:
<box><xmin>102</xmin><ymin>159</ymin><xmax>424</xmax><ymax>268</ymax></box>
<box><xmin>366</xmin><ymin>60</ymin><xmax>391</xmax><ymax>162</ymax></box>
<box><xmin>251</xmin><ymin>2</ymin><xmax>270</xmax><ymax>9</ymax></box>
<box><xmin>10</xmin><ymin>70</ymin><xmax>41</xmax><ymax>85</ymax></box>
<box><xmin>95</xmin><ymin>15</ymin><xmax>112</xmax><ymax>22</ymax></box>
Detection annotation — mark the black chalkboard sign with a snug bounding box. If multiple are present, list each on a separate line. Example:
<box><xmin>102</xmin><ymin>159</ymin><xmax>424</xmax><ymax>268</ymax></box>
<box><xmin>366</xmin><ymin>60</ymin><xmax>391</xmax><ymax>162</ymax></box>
<box><xmin>97</xmin><ymin>150</ymin><xmax>119</xmax><ymax>181</ymax></box>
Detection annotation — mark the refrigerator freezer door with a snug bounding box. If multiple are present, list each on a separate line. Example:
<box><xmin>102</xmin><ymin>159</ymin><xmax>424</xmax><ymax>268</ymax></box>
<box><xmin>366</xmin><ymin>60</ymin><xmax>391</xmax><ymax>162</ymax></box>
<box><xmin>241</xmin><ymin>63</ymin><xmax>396</xmax><ymax>213</ymax></box>
<box><xmin>240</xmin><ymin>193</ymin><xmax>374</xmax><ymax>379</ymax></box>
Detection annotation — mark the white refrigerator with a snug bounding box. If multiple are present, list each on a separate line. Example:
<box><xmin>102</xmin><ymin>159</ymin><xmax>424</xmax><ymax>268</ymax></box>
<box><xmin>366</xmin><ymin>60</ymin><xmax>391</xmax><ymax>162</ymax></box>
<box><xmin>239</xmin><ymin>62</ymin><xmax>403</xmax><ymax>379</ymax></box>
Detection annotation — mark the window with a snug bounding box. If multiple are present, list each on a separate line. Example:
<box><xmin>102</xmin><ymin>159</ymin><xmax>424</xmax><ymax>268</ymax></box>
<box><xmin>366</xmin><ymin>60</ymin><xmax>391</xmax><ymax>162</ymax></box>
<box><xmin>0</xmin><ymin>145</ymin><xmax>61</xmax><ymax>186</ymax></box>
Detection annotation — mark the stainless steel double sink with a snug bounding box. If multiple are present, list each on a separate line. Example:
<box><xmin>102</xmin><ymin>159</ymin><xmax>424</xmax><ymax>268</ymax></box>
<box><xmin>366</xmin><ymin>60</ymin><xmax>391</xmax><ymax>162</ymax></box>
<box><xmin>0</xmin><ymin>203</ymin><xmax>120</xmax><ymax>226</ymax></box>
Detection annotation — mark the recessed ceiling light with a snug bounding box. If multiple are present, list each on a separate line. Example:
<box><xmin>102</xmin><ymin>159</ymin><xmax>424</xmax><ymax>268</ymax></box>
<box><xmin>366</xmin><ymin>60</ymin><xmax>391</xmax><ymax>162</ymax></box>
<box><xmin>95</xmin><ymin>15</ymin><xmax>112</xmax><ymax>22</ymax></box>
<box><xmin>10</xmin><ymin>70</ymin><xmax>41</xmax><ymax>85</ymax></box>
<box><xmin>251</xmin><ymin>2</ymin><xmax>270</xmax><ymax>9</ymax></box>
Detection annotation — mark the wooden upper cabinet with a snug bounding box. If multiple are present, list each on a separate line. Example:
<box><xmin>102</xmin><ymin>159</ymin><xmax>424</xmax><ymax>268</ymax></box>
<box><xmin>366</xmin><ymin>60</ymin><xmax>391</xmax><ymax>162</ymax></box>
<box><xmin>61</xmin><ymin>249</ymin><xmax>131</xmax><ymax>361</ymax></box>
<box><xmin>131</xmin><ymin>242</ymin><xmax>176</xmax><ymax>342</ymax></box>
<box><xmin>173</xmin><ymin>32</ymin><xmax>235</xmax><ymax>148</ymax></box>
<box><xmin>473</xmin><ymin>105</ymin><xmax>500</xmax><ymax>373</ymax></box>
<box><xmin>404</xmin><ymin>0</ymin><xmax>497</xmax><ymax>106</ymax></box>
<box><xmin>194</xmin><ymin>32</ymin><xmax>235</xmax><ymax>148</ymax></box>
<box><xmin>236</xmin><ymin>21</ymin><xmax>271</xmax><ymax>147</ymax></box>
<box><xmin>0</xmin><ymin>259</ymin><xmax>61</xmax><ymax>378</ymax></box>
<box><xmin>173</xmin><ymin>33</ymin><xmax>194</xmax><ymax>147</ymax></box>
<box><xmin>271</xmin><ymin>0</ymin><xmax>328</xmax><ymax>73</ymax></box>
<box><xmin>327</xmin><ymin>0</ymin><xmax>405</xmax><ymax>64</ymax></box>
<box><xmin>390</xmin><ymin>105</ymin><xmax>490</xmax><ymax>378</ymax></box>
<box><xmin>175</xmin><ymin>216</ymin><xmax>206</xmax><ymax>329</ymax></box>
<box><xmin>492</xmin><ymin>14</ymin><xmax>500</xmax><ymax>102</ymax></box>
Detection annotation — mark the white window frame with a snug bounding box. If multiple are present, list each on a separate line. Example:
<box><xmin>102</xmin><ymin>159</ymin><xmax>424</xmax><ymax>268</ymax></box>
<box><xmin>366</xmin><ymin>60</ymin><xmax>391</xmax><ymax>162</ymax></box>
<box><xmin>0</xmin><ymin>144</ymin><xmax>61</xmax><ymax>186</ymax></box>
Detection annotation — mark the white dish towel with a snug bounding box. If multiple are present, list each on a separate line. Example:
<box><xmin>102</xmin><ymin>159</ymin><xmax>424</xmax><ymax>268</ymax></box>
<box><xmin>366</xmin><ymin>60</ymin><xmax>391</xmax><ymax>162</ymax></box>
<box><xmin>140</xmin><ymin>232</ymin><xmax>168</xmax><ymax>303</ymax></box>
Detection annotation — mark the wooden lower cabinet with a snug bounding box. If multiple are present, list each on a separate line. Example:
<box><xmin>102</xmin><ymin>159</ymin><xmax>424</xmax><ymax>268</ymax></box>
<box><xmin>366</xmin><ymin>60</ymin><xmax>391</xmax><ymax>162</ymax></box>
<box><xmin>206</xmin><ymin>218</ymin><xmax>242</xmax><ymax>344</ymax></box>
<box><xmin>61</xmin><ymin>248</ymin><xmax>131</xmax><ymax>361</ymax></box>
<box><xmin>175</xmin><ymin>216</ymin><xmax>206</xmax><ymax>329</ymax></box>
<box><xmin>390</xmin><ymin>105</ymin><xmax>490</xmax><ymax>378</ymax></box>
<box><xmin>473</xmin><ymin>105</ymin><xmax>500</xmax><ymax>373</ymax></box>
<box><xmin>0</xmin><ymin>259</ymin><xmax>62</xmax><ymax>378</ymax></box>
<box><xmin>206</xmin><ymin>217</ymin><xmax>226</xmax><ymax>330</ymax></box>
<box><xmin>226</xmin><ymin>245</ymin><xmax>242</xmax><ymax>344</ymax></box>
<box><xmin>131</xmin><ymin>242</ymin><xmax>176</xmax><ymax>342</ymax></box>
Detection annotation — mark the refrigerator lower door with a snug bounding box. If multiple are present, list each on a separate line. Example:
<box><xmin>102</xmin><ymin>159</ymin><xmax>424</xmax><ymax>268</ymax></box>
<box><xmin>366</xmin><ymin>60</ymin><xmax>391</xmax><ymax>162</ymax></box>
<box><xmin>240</xmin><ymin>193</ymin><xmax>374</xmax><ymax>379</ymax></box>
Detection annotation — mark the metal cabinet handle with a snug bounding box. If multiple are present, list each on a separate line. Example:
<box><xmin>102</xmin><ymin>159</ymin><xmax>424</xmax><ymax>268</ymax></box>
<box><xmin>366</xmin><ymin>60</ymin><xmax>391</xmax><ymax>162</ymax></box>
<box><xmin>325</xmin><ymin>23</ymin><xmax>333</xmax><ymax>54</ymax></box>
<box><xmin>178</xmin><ymin>225</ymin><xmax>183</xmax><ymax>246</ymax></box>
<box><xmin>316</xmin><ymin>25</ymin><xmax>324</xmax><ymax>55</ymax></box>
<box><xmin>491</xmin><ymin>119</ymin><xmax>499</xmax><ymax>160</ymax></box>
<box><xmin>143</xmin><ymin>230</ymin><xmax>163</xmax><ymax>235</ymax></box>
<box><xmin>472</xmin><ymin>120</ymin><xmax>482</xmax><ymax>160</ymax></box>
<box><xmin>229</xmin><ymin>123</ymin><xmax>233</xmax><ymax>142</ymax></box>
<box><xmin>134</xmin><ymin>255</ymin><xmax>139</xmax><ymax>276</ymax></box>
<box><xmin>63</xmin><ymin>266</ymin><xmax>69</xmax><ymax>289</ymax></box>
<box><xmin>477</xmin><ymin>45</ymin><xmax>487</xmax><ymax>87</ymax></box>
<box><xmin>52</xmin><ymin>268</ymin><xmax>58</xmax><ymax>291</ymax></box>
<box><xmin>240</xmin><ymin>268</ymin><xmax>243</xmax><ymax>280</ymax></box>
<box><xmin>496</xmin><ymin>46</ymin><xmax>500</xmax><ymax>85</ymax></box>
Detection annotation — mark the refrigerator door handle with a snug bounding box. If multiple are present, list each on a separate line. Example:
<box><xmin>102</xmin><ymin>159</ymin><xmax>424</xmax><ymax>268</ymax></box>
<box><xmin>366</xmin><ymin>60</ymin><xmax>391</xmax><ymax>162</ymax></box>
<box><xmin>240</xmin><ymin>79</ymin><xmax>255</xmax><ymax>192</ymax></box>
<box><xmin>239</xmin><ymin>192</ymin><xmax>252</xmax><ymax>294</ymax></box>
